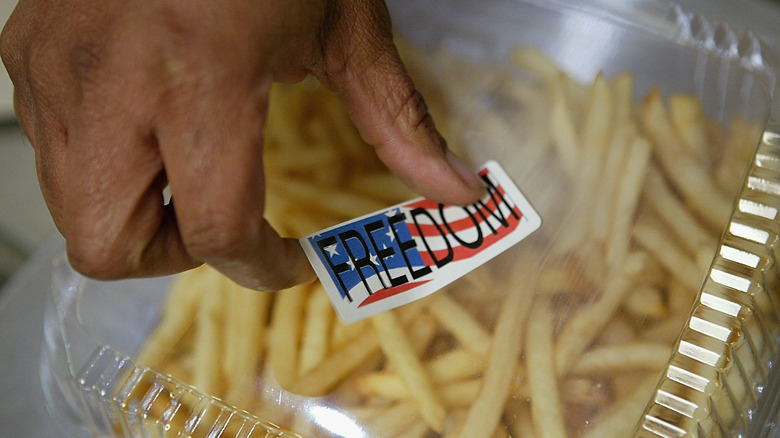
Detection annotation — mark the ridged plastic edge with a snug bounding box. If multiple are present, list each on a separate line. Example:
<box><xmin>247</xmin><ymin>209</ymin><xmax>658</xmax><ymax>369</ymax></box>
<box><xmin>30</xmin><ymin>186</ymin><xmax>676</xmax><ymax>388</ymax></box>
<box><xmin>670</xmin><ymin>4</ymin><xmax>779</xmax><ymax>119</ymax></box>
<box><xmin>633</xmin><ymin>2</ymin><xmax>780</xmax><ymax>436</ymax></box>
<box><xmin>43</xmin><ymin>254</ymin><xmax>301</xmax><ymax>438</ymax></box>
<box><xmin>636</xmin><ymin>129</ymin><xmax>780</xmax><ymax>438</ymax></box>
<box><xmin>74</xmin><ymin>345</ymin><xmax>301</xmax><ymax>438</ymax></box>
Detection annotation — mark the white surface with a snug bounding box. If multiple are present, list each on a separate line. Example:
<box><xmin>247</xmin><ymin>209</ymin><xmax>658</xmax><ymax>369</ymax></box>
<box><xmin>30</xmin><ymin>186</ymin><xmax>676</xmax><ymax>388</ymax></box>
<box><xmin>0</xmin><ymin>126</ymin><xmax>55</xmax><ymax>254</ymax></box>
<box><xmin>0</xmin><ymin>0</ymin><xmax>15</xmax><ymax>120</ymax></box>
<box><xmin>0</xmin><ymin>235</ymin><xmax>71</xmax><ymax>438</ymax></box>
<box><xmin>0</xmin><ymin>124</ymin><xmax>55</xmax><ymax>283</ymax></box>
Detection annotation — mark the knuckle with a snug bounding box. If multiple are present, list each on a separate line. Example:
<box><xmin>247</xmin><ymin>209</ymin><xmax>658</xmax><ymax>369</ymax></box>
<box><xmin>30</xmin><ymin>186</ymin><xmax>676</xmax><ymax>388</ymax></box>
<box><xmin>0</xmin><ymin>10</ymin><xmax>30</xmax><ymax>76</ymax></box>
<box><xmin>181</xmin><ymin>213</ymin><xmax>259</xmax><ymax>262</ymax></box>
<box><xmin>66</xmin><ymin>236</ymin><xmax>137</xmax><ymax>280</ymax></box>
<box><xmin>0</xmin><ymin>30</ymin><xmax>20</xmax><ymax>76</ymax></box>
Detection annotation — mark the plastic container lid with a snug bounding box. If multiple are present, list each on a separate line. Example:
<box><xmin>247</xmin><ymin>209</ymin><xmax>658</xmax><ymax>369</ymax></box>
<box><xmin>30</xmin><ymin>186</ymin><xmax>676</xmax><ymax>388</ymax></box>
<box><xmin>40</xmin><ymin>0</ymin><xmax>780</xmax><ymax>437</ymax></box>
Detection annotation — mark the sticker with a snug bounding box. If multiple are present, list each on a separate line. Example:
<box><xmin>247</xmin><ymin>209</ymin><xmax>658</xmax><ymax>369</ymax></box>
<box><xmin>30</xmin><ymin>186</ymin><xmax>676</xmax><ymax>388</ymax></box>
<box><xmin>300</xmin><ymin>161</ymin><xmax>541</xmax><ymax>322</ymax></box>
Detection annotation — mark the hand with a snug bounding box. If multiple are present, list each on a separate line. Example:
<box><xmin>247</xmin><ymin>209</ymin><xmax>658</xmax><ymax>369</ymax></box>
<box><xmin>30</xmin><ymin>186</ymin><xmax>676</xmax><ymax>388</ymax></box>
<box><xmin>0</xmin><ymin>0</ymin><xmax>485</xmax><ymax>291</ymax></box>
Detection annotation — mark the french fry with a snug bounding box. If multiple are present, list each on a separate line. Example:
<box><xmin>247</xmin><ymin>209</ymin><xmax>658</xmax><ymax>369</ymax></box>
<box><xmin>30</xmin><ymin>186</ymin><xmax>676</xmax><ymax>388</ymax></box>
<box><xmin>499</xmin><ymin>84</ymin><xmax>553</xmax><ymax>176</ymax></box>
<box><xmin>268</xmin><ymin>283</ymin><xmax>308</xmax><ymax>389</ymax></box>
<box><xmin>632</xmin><ymin>218</ymin><xmax>703</xmax><ymax>291</ymax></box>
<box><xmin>266</xmin><ymin>144</ymin><xmax>340</xmax><ymax>175</ymax></box>
<box><xmin>640</xmin><ymin>87</ymin><xmax>732</xmax><ymax>230</ymax></box>
<box><xmin>192</xmin><ymin>269</ymin><xmax>226</xmax><ymax>396</ymax></box>
<box><xmin>642</xmin><ymin>166</ymin><xmax>716</xmax><ymax>256</ymax></box>
<box><xmin>357</xmin><ymin>346</ymin><xmax>485</xmax><ymax>397</ymax></box>
<box><xmin>223</xmin><ymin>280</ymin><xmax>271</xmax><ymax>407</ymax></box>
<box><xmin>526</xmin><ymin>300</ymin><xmax>567</xmax><ymax>438</ymax></box>
<box><xmin>371</xmin><ymin>310</ymin><xmax>447</xmax><ymax>432</ymax></box>
<box><xmin>443</xmin><ymin>409</ymin><xmax>469</xmax><ymax>437</ymax></box>
<box><xmin>623</xmin><ymin>283</ymin><xmax>667</xmax><ymax>319</ymax></box>
<box><xmin>353</xmin><ymin>373</ymin><xmax>410</xmax><ymax>400</ymax></box>
<box><xmin>135</xmin><ymin>267</ymin><xmax>206</xmax><ymax>369</ymax></box>
<box><xmin>579</xmin><ymin>72</ymin><xmax>616</xmax><ymax>187</ymax></box>
<box><xmin>606</xmin><ymin>135</ymin><xmax>652</xmax><ymax>267</ymax></box>
<box><xmin>162</xmin><ymin>352</ymin><xmax>194</xmax><ymax>385</ymax></box>
<box><xmin>553</xmin><ymin>73</ymin><xmax>617</xmax><ymax>254</ymax></box>
<box><xmin>716</xmin><ymin>117</ymin><xmax>762</xmax><ymax>192</ymax></box>
<box><xmin>537</xmin><ymin>258</ymin><xmax>592</xmax><ymax>296</ymax></box>
<box><xmin>407</xmin><ymin>311</ymin><xmax>439</xmax><ymax>357</ymax></box>
<box><xmin>405</xmin><ymin>421</ymin><xmax>433</xmax><ymax>438</ymax></box>
<box><xmin>438</xmin><ymin>379</ymin><xmax>483</xmax><ymax>408</ymax></box>
<box><xmin>506</xmin><ymin>400</ymin><xmax>537</xmax><ymax>438</ymax></box>
<box><xmin>289</xmin><ymin>331</ymin><xmax>379</xmax><ymax>397</ymax></box>
<box><xmin>291</xmin><ymin>411</ymin><xmax>316</xmax><ymax>438</ymax></box>
<box><xmin>509</xmin><ymin>46</ymin><xmax>561</xmax><ymax>81</ymax></box>
<box><xmin>597</xmin><ymin>316</ymin><xmax>637</xmax><ymax>345</ymax></box>
<box><xmin>563</xmin><ymin>73</ymin><xmax>589</xmax><ymax>120</ymax></box>
<box><xmin>457</xmin><ymin>285</ymin><xmax>532</xmax><ymax>438</ymax></box>
<box><xmin>669</xmin><ymin>93</ymin><xmax>708</xmax><ymax>160</ymax></box>
<box><xmin>425</xmin><ymin>348</ymin><xmax>486</xmax><ymax>383</ymax></box>
<box><xmin>491</xmin><ymin>424</ymin><xmax>512</xmax><ymax>438</ymax></box>
<box><xmin>371</xmin><ymin>400</ymin><xmax>427</xmax><ymax>437</ymax></box>
<box><xmin>268</xmin><ymin>178</ymin><xmax>387</xmax><ymax>219</ymax></box>
<box><xmin>547</xmin><ymin>71</ymin><xmax>581</xmax><ymax>178</ymax></box>
<box><xmin>560</xmin><ymin>376</ymin><xmax>610</xmax><ymax>406</ymax></box>
<box><xmin>667</xmin><ymin>277</ymin><xmax>699</xmax><ymax>314</ymax></box>
<box><xmin>571</xmin><ymin>342</ymin><xmax>673</xmax><ymax>375</ymax></box>
<box><xmin>454</xmin><ymin>263</ymin><xmax>495</xmax><ymax>300</ymax></box>
<box><xmin>293</xmin><ymin>299</ymin><xmax>434</xmax><ymax>398</ymax></box>
<box><xmin>426</xmin><ymin>293</ymin><xmax>492</xmax><ymax>357</ymax></box>
<box><xmin>613</xmin><ymin>71</ymin><xmax>635</xmax><ymax>125</ymax></box>
<box><xmin>551</xmin><ymin>74</ymin><xmax>617</xmax><ymax>253</ymax></box>
<box><xmin>355</xmin><ymin>313</ymin><xmax>437</xmax><ymax>399</ymax></box>
<box><xmin>354</xmin><ymin>373</ymin><xmax>483</xmax><ymax>409</ymax></box>
<box><xmin>580</xmin><ymin>374</ymin><xmax>660</xmax><ymax>438</ymax></box>
<box><xmin>555</xmin><ymin>252</ymin><xmax>647</xmax><ymax>376</ymax></box>
<box><xmin>591</xmin><ymin>123</ymin><xmax>636</xmax><ymax>243</ymax></box>
<box><xmin>331</xmin><ymin>317</ymin><xmax>371</xmax><ymax>349</ymax></box>
<box><xmin>298</xmin><ymin>284</ymin><xmax>333</xmax><ymax>375</ymax></box>
<box><xmin>640</xmin><ymin>311</ymin><xmax>691</xmax><ymax>345</ymax></box>
<box><xmin>264</xmin><ymin>85</ymin><xmax>308</xmax><ymax>148</ymax></box>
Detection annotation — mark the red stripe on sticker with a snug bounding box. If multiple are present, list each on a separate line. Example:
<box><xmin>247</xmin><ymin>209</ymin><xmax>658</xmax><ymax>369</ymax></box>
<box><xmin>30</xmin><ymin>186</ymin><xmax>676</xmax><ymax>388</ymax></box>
<box><xmin>358</xmin><ymin>280</ymin><xmax>432</xmax><ymax>307</ymax></box>
<box><xmin>408</xmin><ymin>204</ymin><xmax>523</xmax><ymax>236</ymax></box>
<box><xmin>417</xmin><ymin>213</ymin><xmax>524</xmax><ymax>265</ymax></box>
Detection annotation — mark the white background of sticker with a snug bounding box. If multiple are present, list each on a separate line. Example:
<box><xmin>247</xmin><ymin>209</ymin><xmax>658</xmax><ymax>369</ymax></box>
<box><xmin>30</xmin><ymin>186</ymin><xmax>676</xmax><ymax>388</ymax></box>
<box><xmin>300</xmin><ymin>161</ymin><xmax>542</xmax><ymax>323</ymax></box>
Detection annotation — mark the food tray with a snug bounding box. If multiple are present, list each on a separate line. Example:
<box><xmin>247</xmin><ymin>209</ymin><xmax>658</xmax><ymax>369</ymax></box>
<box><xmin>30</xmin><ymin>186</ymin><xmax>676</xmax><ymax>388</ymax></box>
<box><xmin>39</xmin><ymin>0</ymin><xmax>780</xmax><ymax>437</ymax></box>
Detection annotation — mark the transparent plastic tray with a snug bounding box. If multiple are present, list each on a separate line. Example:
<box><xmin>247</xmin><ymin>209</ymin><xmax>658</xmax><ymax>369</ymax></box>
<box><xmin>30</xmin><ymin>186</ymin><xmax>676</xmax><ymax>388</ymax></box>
<box><xmin>40</xmin><ymin>0</ymin><xmax>780</xmax><ymax>437</ymax></box>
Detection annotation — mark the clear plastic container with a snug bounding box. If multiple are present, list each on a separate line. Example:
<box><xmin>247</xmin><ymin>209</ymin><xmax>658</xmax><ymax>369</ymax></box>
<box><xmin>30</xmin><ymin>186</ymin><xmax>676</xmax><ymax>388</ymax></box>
<box><xmin>40</xmin><ymin>0</ymin><xmax>780</xmax><ymax>437</ymax></box>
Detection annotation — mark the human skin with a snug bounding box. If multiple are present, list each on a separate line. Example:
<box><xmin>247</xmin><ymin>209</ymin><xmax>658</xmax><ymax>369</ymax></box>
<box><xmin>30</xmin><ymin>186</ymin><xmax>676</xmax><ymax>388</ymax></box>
<box><xmin>0</xmin><ymin>0</ymin><xmax>485</xmax><ymax>291</ymax></box>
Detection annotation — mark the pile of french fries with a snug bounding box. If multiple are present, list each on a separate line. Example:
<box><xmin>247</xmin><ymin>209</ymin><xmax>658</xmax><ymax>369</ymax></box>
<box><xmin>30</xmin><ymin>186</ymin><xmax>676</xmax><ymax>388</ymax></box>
<box><xmin>127</xmin><ymin>46</ymin><xmax>763</xmax><ymax>438</ymax></box>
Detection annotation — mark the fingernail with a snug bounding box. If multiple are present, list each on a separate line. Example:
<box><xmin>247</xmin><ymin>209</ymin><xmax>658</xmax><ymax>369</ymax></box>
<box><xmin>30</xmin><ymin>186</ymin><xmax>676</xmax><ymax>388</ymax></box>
<box><xmin>445</xmin><ymin>150</ymin><xmax>484</xmax><ymax>189</ymax></box>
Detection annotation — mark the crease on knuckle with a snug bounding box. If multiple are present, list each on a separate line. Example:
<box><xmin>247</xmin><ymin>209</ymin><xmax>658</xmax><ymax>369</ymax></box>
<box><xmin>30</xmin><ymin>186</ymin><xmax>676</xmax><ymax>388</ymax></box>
<box><xmin>181</xmin><ymin>213</ymin><xmax>256</xmax><ymax>263</ymax></box>
<box><xmin>66</xmin><ymin>234</ymin><xmax>138</xmax><ymax>280</ymax></box>
<box><xmin>0</xmin><ymin>27</ymin><xmax>21</xmax><ymax>76</ymax></box>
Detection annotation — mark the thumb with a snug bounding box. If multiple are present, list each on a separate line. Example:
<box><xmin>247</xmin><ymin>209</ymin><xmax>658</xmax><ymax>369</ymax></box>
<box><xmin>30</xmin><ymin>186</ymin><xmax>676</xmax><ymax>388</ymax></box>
<box><xmin>313</xmin><ymin>0</ymin><xmax>485</xmax><ymax>206</ymax></box>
